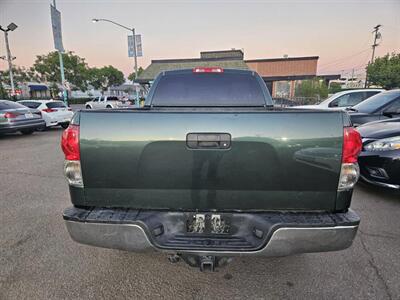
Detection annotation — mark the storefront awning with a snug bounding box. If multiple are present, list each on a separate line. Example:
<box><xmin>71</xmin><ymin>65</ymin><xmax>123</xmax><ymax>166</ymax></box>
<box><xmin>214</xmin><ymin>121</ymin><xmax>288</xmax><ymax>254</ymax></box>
<box><xmin>28</xmin><ymin>85</ymin><xmax>48</xmax><ymax>91</ymax></box>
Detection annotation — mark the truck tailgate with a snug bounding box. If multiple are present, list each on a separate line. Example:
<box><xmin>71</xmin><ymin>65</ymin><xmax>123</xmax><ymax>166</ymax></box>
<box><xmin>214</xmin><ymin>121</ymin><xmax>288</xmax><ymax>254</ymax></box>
<box><xmin>79</xmin><ymin>110</ymin><xmax>344</xmax><ymax>211</ymax></box>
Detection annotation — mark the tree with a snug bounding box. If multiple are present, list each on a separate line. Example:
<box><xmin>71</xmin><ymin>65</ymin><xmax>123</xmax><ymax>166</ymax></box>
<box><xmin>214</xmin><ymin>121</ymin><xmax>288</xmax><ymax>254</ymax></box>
<box><xmin>128</xmin><ymin>67</ymin><xmax>144</xmax><ymax>81</ymax></box>
<box><xmin>295</xmin><ymin>78</ymin><xmax>328</xmax><ymax>102</ymax></box>
<box><xmin>367</xmin><ymin>53</ymin><xmax>400</xmax><ymax>89</ymax></box>
<box><xmin>0</xmin><ymin>83</ymin><xmax>8</xmax><ymax>99</ymax></box>
<box><xmin>88</xmin><ymin>66</ymin><xmax>125</xmax><ymax>92</ymax></box>
<box><xmin>328</xmin><ymin>82</ymin><xmax>342</xmax><ymax>94</ymax></box>
<box><xmin>0</xmin><ymin>66</ymin><xmax>38</xmax><ymax>85</ymax></box>
<box><xmin>32</xmin><ymin>51</ymin><xmax>90</xmax><ymax>91</ymax></box>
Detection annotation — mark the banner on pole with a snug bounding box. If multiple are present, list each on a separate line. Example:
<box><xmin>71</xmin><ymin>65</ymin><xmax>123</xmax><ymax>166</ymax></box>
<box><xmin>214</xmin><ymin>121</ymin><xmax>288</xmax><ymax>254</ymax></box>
<box><xmin>128</xmin><ymin>34</ymin><xmax>143</xmax><ymax>57</ymax></box>
<box><xmin>50</xmin><ymin>4</ymin><xmax>64</xmax><ymax>52</ymax></box>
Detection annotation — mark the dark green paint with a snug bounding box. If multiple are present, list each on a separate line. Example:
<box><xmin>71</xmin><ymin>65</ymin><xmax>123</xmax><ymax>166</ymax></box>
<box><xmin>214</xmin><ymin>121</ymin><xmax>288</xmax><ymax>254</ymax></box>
<box><xmin>76</xmin><ymin>110</ymin><xmax>347</xmax><ymax>211</ymax></box>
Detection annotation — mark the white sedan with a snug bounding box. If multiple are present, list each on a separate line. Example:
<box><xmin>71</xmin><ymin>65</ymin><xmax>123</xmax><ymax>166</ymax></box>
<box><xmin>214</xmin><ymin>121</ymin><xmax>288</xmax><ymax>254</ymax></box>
<box><xmin>294</xmin><ymin>89</ymin><xmax>384</xmax><ymax>109</ymax></box>
<box><xmin>18</xmin><ymin>100</ymin><xmax>74</xmax><ymax>129</ymax></box>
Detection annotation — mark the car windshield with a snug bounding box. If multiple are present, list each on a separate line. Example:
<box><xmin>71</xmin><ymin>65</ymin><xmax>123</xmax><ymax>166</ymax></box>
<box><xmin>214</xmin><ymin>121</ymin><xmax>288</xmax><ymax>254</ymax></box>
<box><xmin>46</xmin><ymin>101</ymin><xmax>66</xmax><ymax>108</ymax></box>
<box><xmin>0</xmin><ymin>101</ymin><xmax>28</xmax><ymax>110</ymax></box>
<box><xmin>352</xmin><ymin>90</ymin><xmax>400</xmax><ymax>113</ymax></box>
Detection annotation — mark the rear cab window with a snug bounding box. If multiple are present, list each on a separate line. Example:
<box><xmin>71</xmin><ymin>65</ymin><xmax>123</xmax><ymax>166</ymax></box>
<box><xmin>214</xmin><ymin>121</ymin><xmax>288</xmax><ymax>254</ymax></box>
<box><xmin>149</xmin><ymin>69</ymin><xmax>271</xmax><ymax>107</ymax></box>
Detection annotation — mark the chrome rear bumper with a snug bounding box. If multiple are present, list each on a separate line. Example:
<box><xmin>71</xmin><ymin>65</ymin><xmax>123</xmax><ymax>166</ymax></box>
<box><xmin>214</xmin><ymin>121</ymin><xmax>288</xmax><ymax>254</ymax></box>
<box><xmin>64</xmin><ymin>208</ymin><xmax>359</xmax><ymax>256</ymax></box>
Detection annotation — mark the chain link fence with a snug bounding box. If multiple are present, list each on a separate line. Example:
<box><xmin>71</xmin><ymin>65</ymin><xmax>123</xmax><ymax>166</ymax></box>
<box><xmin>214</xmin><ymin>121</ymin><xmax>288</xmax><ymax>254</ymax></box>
<box><xmin>272</xmin><ymin>96</ymin><xmax>322</xmax><ymax>107</ymax></box>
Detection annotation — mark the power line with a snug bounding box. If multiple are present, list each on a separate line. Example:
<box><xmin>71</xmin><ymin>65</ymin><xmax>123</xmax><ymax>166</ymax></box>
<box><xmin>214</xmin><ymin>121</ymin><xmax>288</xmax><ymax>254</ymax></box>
<box><xmin>318</xmin><ymin>48</ymin><xmax>370</xmax><ymax>68</ymax></box>
<box><xmin>318</xmin><ymin>50</ymin><xmax>371</xmax><ymax>73</ymax></box>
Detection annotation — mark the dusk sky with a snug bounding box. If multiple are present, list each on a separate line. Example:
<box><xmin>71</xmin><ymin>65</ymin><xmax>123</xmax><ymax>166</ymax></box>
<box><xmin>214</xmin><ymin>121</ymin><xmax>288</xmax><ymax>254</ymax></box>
<box><xmin>1</xmin><ymin>0</ymin><xmax>399</xmax><ymax>78</ymax></box>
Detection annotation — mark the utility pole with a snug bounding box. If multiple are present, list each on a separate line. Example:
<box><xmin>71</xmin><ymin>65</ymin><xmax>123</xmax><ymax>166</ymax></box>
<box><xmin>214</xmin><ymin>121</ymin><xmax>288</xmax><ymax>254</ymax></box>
<box><xmin>0</xmin><ymin>23</ymin><xmax>18</xmax><ymax>96</ymax></box>
<box><xmin>365</xmin><ymin>24</ymin><xmax>382</xmax><ymax>88</ymax></box>
<box><xmin>52</xmin><ymin>0</ymin><xmax>68</xmax><ymax>105</ymax></box>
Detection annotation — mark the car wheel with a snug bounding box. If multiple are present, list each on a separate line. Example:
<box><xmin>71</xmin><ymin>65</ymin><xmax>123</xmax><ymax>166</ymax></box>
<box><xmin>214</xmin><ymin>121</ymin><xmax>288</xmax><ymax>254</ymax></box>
<box><xmin>106</xmin><ymin>105</ymin><xmax>112</xmax><ymax>109</ymax></box>
<box><xmin>20</xmin><ymin>129</ymin><xmax>34</xmax><ymax>135</ymax></box>
<box><xmin>61</xmin><ymin>123</ymin><xmax>69</xmax><ymax>129</ymax></box>
<box><xmin>86</xmin><ymin>105</ymin><xmax>92</xmax><ymax>109</ymax></box>
<box><xmin>36</xmin><ymin>126</ymin><xmax>48</xmax><ymax>131</ymax></box>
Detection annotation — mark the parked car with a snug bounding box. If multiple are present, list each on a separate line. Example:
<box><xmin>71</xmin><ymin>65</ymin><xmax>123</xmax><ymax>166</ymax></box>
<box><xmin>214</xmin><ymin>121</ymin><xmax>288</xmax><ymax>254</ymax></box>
<box><xmin>348</xmin><ymin>89</ymin><xmax>400</xmax><ymax>126</ymax></box>
<box><xmin>0</xmin><ymin>100</ymin><xmax>45</xmax><ymax>135</ymax></box>
<box><xmin>294</xmin><ymin>89</ymin><xmax>384</xmax><ymax>109</ymax></box>
<box><xmin>18</xmin><ymin>100</ymin><xmax>73</xmax><ymax>129</ymax></box>
<box><xmin>62</xmin><ymin>68</ymin><xmax>361</xmax><ymax>271</ymax></box>
<box><xmin>357</xmin><ymin>118</ymin><xmax>400</xmax><ymax>189</ymax></box>
<box><xmin>84</xmin><ymin>96</ymin><xmax>130</xmax><ymax>109</ymax></box>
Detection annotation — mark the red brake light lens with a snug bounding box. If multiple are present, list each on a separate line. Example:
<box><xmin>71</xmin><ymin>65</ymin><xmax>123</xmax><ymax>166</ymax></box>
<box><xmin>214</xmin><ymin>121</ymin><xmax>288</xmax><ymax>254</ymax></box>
<box><xmin>4</xmin><ymin>112</ymin><xmax>17</xmax><ymax>119</ymax></box>
<box><xmin>342</xmin><ymin>127</ymin><xmax>362</xmax><ymax>163</ymax></box>
<box><xmin>42</xmin><ymin>108</ymin><xmax>55</xmax><ymax>113</ymax></box>
<box><xmin>193</xmin><ymin>67</ymin><xmax>224</xmax><ymax>73</ymax></box>
<box><xmin>61</xmin><ymin>124</ymin><xmax>80</xmax><ymax>160</ymax></box>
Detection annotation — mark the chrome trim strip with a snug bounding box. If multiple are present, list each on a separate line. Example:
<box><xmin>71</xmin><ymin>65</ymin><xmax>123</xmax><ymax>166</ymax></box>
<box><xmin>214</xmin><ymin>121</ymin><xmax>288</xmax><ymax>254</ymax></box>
<box><xmin>65</xmin><ymin>221</ymin><xmax>358</xmax><ymax>256</ymax></box>
<box><xmin>360</xmin><ymin>175</ymin><xmax>400</xmax><ymax>189</ymax></box>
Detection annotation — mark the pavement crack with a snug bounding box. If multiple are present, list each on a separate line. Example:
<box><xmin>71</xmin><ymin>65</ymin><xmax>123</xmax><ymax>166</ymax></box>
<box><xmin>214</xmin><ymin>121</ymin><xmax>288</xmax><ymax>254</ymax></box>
<box><xmin>358</xmin><ymin>229</ymin><xmax>399</xmax><ymax>241</ymax></box>
<box><xmin>359</xmin><ymin>234</ymin><xmax>393</xmax><ymax>300</ymax></box>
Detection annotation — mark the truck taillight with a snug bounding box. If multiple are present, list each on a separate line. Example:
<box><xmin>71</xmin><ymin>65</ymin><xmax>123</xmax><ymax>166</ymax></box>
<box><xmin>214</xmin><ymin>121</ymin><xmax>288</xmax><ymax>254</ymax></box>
<box><xmin>193</xmin><ymin>67</ymin><xmax>224</xmax><ymax>73</ymax></box>
<box><xmin>338</xmin><ymin>127</ymin><xmax>362</xmax><ymax>190</ymax></box>
<box><xmin>342</xmin><ymin>127</ymin><xmax>362</xmax><ymax>163</ymax></box>
<box><xmin>61</xmin><ymin>124</ymin><xmax>82</xmax><ymax>187</ymax></box>
<box><xmin>61</xmin><ymin>124</ymin><xmax>80</xmax><ymax>160</ymax></box>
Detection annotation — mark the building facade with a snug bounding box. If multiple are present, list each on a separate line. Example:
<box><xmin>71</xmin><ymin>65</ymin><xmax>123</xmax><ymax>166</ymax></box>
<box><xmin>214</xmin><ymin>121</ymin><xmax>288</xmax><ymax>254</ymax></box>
<box><xmin>137</xmin><ymin>50</ymin><xmax>340</xmax><ymax>100</ymax></box>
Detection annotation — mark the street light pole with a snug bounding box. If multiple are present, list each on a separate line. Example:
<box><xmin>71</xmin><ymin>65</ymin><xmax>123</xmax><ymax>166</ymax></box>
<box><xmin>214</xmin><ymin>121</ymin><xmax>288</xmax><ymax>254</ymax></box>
<box><xmin>4</xmin><ymin>31</ymin><xmax>15</xmax><ymax>95</ymax></box>
<box><xmin>92</xmin><ymin>18</ymin><xmax>140</xmax><ymax>107</ymax></box>
<box><xmin>0</xmin><ymin>23</ymin><xmax>18</xmax><ymax>96</ymax></box>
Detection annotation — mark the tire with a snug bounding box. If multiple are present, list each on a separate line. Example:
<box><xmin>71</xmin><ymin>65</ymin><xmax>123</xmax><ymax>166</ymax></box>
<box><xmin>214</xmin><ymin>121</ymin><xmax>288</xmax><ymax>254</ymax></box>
<box><xmin>36</xmin><ymin>126</ymin><xmax>48</xmax><ymax>132</ymax></box>
<box><xmin>86</xmin><ymin>105</ymin><xmax>92</xmax><ymax>109</ymax></box>
<box><xmin>106</xmin><ymin>105</ymin><xmax>112</xmax><ymax>109</ymax></box>
<box><xmin>20</xmin><ymin>129</ymin><xmax>34</xmax><ymax>135</ymax></box>
<box><xmin>61</xmin><ymin>123</ymin><xmax>69</xmax><ymax>129</ymax></box>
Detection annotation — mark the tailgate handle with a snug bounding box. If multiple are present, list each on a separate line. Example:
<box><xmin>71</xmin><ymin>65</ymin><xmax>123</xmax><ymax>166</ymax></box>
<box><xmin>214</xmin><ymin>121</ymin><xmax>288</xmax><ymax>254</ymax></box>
<box><xmin>186</xmin><ymin>133</ymin><xmax>231</xmax><ymax>149</ymax></box>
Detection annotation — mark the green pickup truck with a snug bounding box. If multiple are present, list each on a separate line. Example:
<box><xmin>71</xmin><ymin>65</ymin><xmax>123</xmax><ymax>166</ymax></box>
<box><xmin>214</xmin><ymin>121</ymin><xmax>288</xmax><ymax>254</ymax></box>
<box><xmin>62</xmin><ymin>68</ymin><xmax>362</xmax><ymax>271</ymax></box>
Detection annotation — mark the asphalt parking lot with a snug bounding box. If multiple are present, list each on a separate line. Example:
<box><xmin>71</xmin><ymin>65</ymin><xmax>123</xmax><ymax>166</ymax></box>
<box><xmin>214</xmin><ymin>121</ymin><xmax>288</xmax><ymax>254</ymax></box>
<box><xmin>0</xmin><ymin>129</ymin><xmax>399</xmax><ymax>300</ymax></box>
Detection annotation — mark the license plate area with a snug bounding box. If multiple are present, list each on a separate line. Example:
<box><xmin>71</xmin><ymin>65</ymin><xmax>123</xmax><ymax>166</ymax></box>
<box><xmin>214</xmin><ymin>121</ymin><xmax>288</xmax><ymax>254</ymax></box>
<box><xmin>186</xmin><ymin>213</ymin><xmax>231</xmax><ymax>234</ymax></box>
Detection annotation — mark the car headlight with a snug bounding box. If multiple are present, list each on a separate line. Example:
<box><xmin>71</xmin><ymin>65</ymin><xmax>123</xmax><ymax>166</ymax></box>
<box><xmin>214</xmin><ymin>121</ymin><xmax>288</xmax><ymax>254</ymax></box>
<box><xmin>364</xmin><ymin>136</ymin><xmax>400</xmax><ymax>151</ymax></box>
